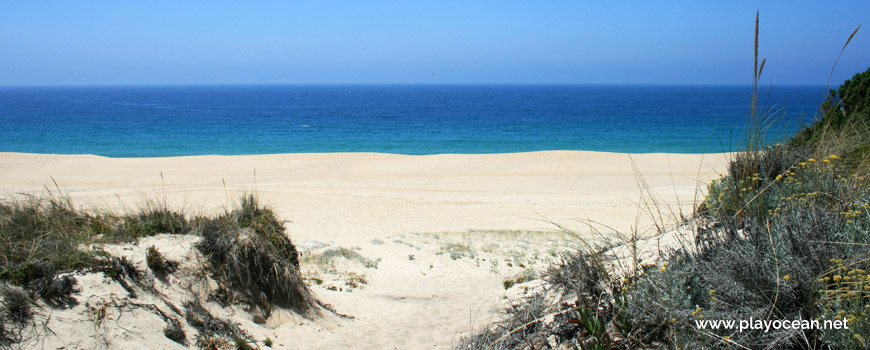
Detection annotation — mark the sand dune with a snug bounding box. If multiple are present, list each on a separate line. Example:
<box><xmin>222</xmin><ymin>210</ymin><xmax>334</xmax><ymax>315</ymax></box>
<box><xmin>0</xmin><ymin>151</ymin><xmax>729</xmax><ymax>349</ymax></box>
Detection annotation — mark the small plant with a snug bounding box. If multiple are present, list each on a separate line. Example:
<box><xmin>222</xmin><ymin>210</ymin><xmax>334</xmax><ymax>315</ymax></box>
<box><xmin>344</xmin><ymin>273</ymin><xmax>368</xmax><ymax>288</ymax></box>
<box><xmin>0</xmin><ymin>284</ymin><xmax>32</xmax><ymax>322</ymax></box>
<box><xmin>264</xmin><ymin>336</ymin><xmax>274</xmax><ymax>347</ymax></box>
<box><xmin>163</xmin><ymin>317</ymin><xmax>186</xmax><ymax>344</ymax></box>
<box><xmin>146</xmin><ymin>245</ymin><xmax>177</xmax><ymax>274</ymax></box>
<box><xmin>304</xmin><ymin>247</ymin><xmax>379</xmax><ymax>270</ymax></box>
<box><xmin>233</xmin><ymin>336</ymin><xmax>252</xmax><ymax>350</ymax></box>
<box><xmin>502</xmin><ymin>279</ymin><xmax>515</xmax><ymax>290</ymax></box>
<box><xmin>503</xmin><ymin>268</ymin><xmax>539</xmax><ymax>289</ymax></box>
<box><xmin>438</xmin><ymin>243</ymin><xmax>474</xmax><ymax>260</ymax></box>
<box><xmin>575</xmin><ymin>308</ymin><xmax>612</xmax><ymax>350</ymax></box>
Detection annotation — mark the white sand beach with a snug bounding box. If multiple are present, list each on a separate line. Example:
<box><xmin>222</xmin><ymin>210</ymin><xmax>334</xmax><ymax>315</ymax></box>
<box><xmin>0</xmin><ymin>151</ymin><xmax>729</xmax><ymax>349</ymax></box>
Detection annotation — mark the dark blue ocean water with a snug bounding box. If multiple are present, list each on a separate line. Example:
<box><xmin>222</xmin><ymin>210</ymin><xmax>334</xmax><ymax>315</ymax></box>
<box><xmin>0</xmin><ymin>85</ymin><xmax>826</xmax><ymax>157</ymax></box>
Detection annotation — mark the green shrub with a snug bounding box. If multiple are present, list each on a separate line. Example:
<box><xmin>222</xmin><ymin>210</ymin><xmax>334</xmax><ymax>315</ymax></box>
<box><xmin>791</xmin><ymin>66</ymin><xmax>870</xmax><ymax>174</ymax></box>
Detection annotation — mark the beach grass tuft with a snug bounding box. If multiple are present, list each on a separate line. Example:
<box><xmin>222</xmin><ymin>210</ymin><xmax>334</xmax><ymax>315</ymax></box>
<box><xmin>195</xmin><ymin>194</ymin><xmax>314</xmax><ymax>314</ymax></box>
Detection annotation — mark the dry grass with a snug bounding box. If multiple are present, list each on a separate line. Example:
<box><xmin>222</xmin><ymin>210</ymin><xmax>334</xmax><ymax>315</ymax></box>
<box><xmin>196</xmin><ymin>194</ymin><xmax>315</xmax><ymax>314</ymax></box>
<box><xmin>425</xmin><ymin>229</ymin><xmax>570</xmax><ymax>267</ymax></box>
<box><xmin>299</xmin><ymin>247</ymin><xmax>380</xmax><ymax>292</ymax></box>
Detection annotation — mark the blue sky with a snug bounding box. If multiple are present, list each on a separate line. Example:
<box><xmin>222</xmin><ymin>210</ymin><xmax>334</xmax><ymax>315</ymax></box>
<box><xmin>0</xmin><ymin>1</ymin><xmax>867</xmax><ymax>86</ymax></box>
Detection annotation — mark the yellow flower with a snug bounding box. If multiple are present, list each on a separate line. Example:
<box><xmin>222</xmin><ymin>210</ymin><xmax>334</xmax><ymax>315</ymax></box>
<box><xmin>834</xmin><ymin>275</ymin><xmax>843</xmax><ymax>282</ymax></box>
<box><xmin>809</xmin><ymin>158</ymin><xmax>816</xmax><ymax>162</ymax></box>
<box><xmin>783</xmin><ymin>274</ymin><xmax>790</xmax><ymax>281</ymax></box>
<box><xmin>823</xmin><ymin>159</ymin><xmax>830</xmax><ymax>163</ymax></box>
<box><xmin>709</xmin><ymin>289</ymin><xmax>716</xmax><ymax>295</ymax></box>
<box><xmin>829</xmin><ymin>154</ymin><xmax>839</xmax><ymax>160</ymax></box>
<box><xmin>723</xmin><ymin>336</ymin><xmax>731</xmax><ymax>341</ymax></box>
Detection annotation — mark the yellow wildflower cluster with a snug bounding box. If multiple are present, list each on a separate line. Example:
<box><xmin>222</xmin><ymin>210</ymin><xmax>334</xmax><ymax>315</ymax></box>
<box><xmin>691</xmin><ymin>306</ymin><xmax>704</xmax><ymax>319</ymax></box>
<box><xmin>782</xmin><ymin>154</ymin><xmax>838</xmax><ymax>181</ymax></box>
<box><xmin>771</xmin><ymin>191</ymin><xmax>821</xmax><ymax>218</ymax></box>
<box><xmin>767</xmin><ymin>208</ymin><xmax>782</xmax><ymax>218</ymax></box>
<box><xmin>659</xmin><ymin>262</ymin><xmax>668</xmax><ymax>272</ymax></box>
<box><xmin>816</xmin><ymin>259</ymin><xmax>870</xmax><ymax>328</ymax></box>
<box><xmin>841</xmin><ymin>210</ymin><xmax>864</xmax><ymax>218</ymax></box>
<box><xmin>736</xmin><ymin>178</ymin><xmax>756</xmax><ymax>193</ymax></box>
<box><xmin>842</xmin><ymin>209</ymin><xmax>865</xmax><ymax>224</ymax></box>
<box><xmin>780</xmin><ymin>192</ymin><xmax>819</xmax><ymax>204</ymax></box>
<box><xmin>840</xmin><ymin>202</ymin><xmax>869</xmax><ymax>225</ymax></box>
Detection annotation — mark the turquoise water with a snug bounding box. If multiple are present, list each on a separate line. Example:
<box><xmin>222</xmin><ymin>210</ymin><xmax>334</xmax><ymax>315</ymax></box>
<box><xmin>0</xmin><ymin>85</ymin><xmax>825</xmax><ymax>157</ymax></box>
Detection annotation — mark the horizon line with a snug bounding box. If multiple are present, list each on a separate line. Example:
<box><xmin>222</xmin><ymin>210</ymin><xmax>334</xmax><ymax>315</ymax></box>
<box><xmin>0</xmin><ymin>82</ymin><xmax>829</xmax><ymax>88</ymax></box>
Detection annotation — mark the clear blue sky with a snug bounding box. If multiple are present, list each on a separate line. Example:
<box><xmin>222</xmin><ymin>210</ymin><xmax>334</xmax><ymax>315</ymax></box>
<box><xmin>1</xmin><ymin>1</ymin><xmax>867</xmax><ymax>86</ymax></box>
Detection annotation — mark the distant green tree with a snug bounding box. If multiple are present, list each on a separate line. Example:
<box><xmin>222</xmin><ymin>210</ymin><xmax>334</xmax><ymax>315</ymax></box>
<box><xmin>791</xmin><ymin>66</ymin><xmax>870</xmax><ymax>148</ymax></box>
<box><xmin>837</xmin><ymin>66</ymin><xmax>870</xmax><ymax>116</ymax></box>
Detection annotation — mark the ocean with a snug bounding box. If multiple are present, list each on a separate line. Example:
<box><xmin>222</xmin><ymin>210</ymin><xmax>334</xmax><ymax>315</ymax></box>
<box><xmin>0</xmin><ymin>84</ymin><xmax>826</xmax><ymax>157</ymax></box>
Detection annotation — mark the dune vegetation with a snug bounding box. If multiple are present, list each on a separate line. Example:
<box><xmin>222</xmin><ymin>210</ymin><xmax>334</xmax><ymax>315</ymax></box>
<box><xmin>0</xmin><ymin>193</ymin><xmax>314</xmax><ymax>348</ymax></box>
<box><xmin>456</xmin><ymin>25</ymin><xmax>870</xmax><ymax>350</ymax></box>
